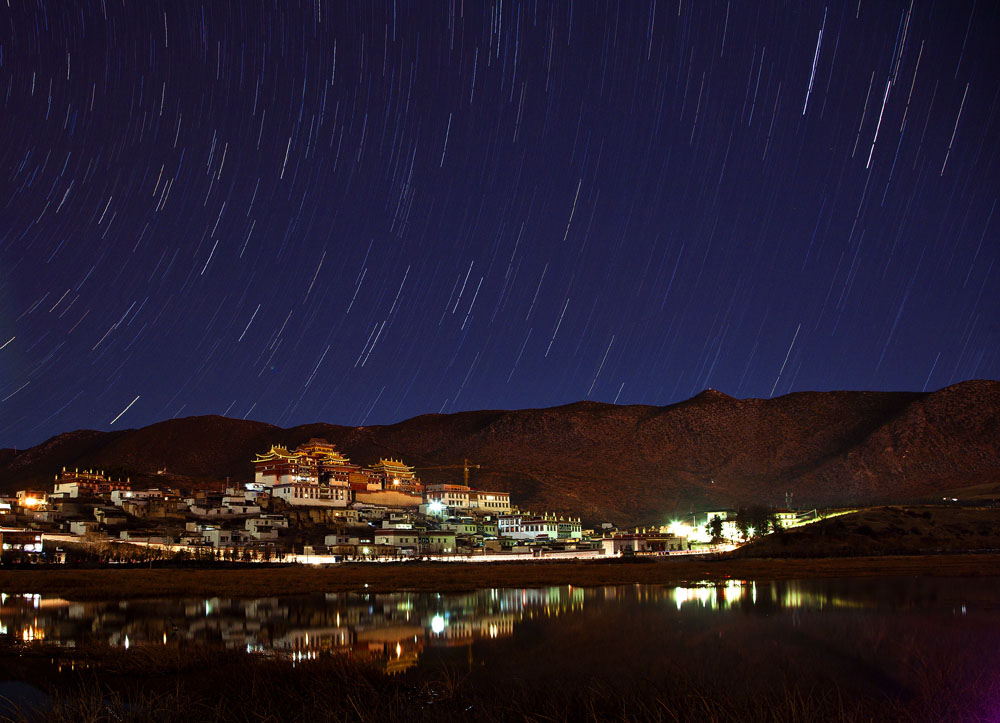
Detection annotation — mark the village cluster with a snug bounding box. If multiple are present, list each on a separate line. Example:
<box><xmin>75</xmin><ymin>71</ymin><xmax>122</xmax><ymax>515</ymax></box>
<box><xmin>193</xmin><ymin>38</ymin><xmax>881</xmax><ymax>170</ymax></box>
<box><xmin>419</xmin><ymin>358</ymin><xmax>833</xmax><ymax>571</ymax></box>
<box><xmin>1</xmin><ymin>438</ymin><xmax>816</xmax><ymax>562</ymax></box>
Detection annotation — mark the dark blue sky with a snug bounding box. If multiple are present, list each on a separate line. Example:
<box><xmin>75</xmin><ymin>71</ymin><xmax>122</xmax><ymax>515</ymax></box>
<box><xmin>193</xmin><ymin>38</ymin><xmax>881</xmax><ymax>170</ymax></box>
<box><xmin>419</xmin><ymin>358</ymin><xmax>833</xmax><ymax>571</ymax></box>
<box><xmin>2</xmin><ymin>1</ymin><xmax>998</xmax><ymax>449</ymax></box>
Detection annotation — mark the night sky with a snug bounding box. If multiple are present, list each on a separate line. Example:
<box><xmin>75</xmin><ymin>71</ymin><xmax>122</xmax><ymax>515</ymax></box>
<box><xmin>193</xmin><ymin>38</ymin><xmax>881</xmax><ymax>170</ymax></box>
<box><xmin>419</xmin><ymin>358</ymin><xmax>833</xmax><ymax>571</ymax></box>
<box><xmin>2</xmin><ymin>1</ymin><xmax>998</xmax><ymax>449</ymax></box>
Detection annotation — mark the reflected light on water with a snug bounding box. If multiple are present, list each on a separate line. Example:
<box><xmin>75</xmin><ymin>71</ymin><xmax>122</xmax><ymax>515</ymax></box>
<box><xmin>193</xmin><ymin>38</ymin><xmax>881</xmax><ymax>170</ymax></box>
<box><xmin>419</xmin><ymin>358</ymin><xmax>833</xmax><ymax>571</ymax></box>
<box><xmin>669</xmin><ymin>580</ymin><xmax>882</xmax><ymax>612</ymax></box>
<box><xmin>0</xmin><ymin>581</ymin><xmax>972</xmax><ymax>676</ymax></box>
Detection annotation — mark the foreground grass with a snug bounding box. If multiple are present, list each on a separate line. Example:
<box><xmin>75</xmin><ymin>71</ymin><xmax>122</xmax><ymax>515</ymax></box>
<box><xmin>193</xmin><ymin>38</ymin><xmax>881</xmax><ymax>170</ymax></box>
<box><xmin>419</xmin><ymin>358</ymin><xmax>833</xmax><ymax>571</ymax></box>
<box><xmin>1</xmin><ymin>552</ymin><xmax>999</xmax><ymax>601</ymax></box>
<box><xmin>2</xmin><ymin>641</ymin><xmax>996</xmax><ymax>723</ymax></box>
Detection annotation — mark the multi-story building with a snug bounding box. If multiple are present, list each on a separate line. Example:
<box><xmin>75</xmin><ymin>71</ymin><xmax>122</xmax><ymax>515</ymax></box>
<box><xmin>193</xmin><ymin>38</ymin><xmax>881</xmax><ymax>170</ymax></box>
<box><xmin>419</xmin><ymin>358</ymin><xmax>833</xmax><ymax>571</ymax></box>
<box><xmin>601</xmin><ymin>532</ymin><xmax>688</xmax><ymax>556</ymax></box>
<box><xmin>296</xmin><ymin>438</ymin><xmax>351</xmax><ymax>466</ymax></box>
<box><xmin>370</xmin><ymin>458</ymin><xmax>423</xmax><ymax>493</ymax></box>
<box><xmin>252</xmin><ymin>447</ymin><xmax>319</xmax><ymax>487</ymax></box>
<box><xmin>272</xmin><ymin>482</ymin><xmax>349</xmax><ymax>508</ymax></box>
<box><xmin>557</xmin><ymin>519</ymin><xmax>583</xmax><ymax>539</ymax></box>
<box><xmin>468</xmin><ymin>489</ymin><xmax>512</xmax><ymax>514</ymax></box>
<box><xmin>421</xmin><ymin>530</ymin><xmax>457</xmax><ymax>553</ymax></box>
<box><xmin>498</xmin><ymin>513</ymin><xmax>578</xmax><ymax>540</ymax></box>
<box><xmin>245</xmin><ymin>518</ymin><xmax>279</xmax><ymax>541</ymax></box>
<box><xmin>701</xmin><ymin>511</ymin><xmax>741</xmax><ymax>541</ymax></box>
<box><xmin>440</xmin><ymin>518</ymin><xmax>478</xmax><ymax>536</ymax></box>
<box><xmin>203</xmin><ymin>527</ymin><xmax>236</xmax><ymax>547</ymax></box>
<box><xmin>252</xmin><ymin>441</ymin><xmax>435</xmax><ymax>510</ymax></box>
<box><xmin>15</xmin><ymin>490</ymin><xmax>47</xmax><ymax>509</ymax></box>
<box><xmin>110</xmin><ymin>489</ymin><xmax>167</xmax><ymax>506</ymax></box>
<box><xmin>424</xmin><ymin>484</ymin><xmax>472</xmax><ymax>511</ymax></box>
<box><xmin>348</xmin><ymin>468</ymin><xmax>384</xmax><ymax>492</ymax></box>
<box><xmin>52</xmin><ymin>469</ymin><xmax>131</xmax><ymax>498</ymax></box>
<box><xmin>373</xmin><ymin>528</ymin><xmax>420</xmax><ymax>553</ymax></box>
<box><xmin>0</xmin><ymin>529</ymin><xmax>43</xmax><ymax>554</ymax></box>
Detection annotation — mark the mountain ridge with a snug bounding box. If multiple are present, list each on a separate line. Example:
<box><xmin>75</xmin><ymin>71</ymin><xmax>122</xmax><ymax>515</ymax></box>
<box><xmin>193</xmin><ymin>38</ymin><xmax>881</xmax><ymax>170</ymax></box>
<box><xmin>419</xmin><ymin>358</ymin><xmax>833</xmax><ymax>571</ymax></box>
<box><xmin>2</xmin><ymin>380</ymin><xmax>998</xmax><ymax>526</ymax></box>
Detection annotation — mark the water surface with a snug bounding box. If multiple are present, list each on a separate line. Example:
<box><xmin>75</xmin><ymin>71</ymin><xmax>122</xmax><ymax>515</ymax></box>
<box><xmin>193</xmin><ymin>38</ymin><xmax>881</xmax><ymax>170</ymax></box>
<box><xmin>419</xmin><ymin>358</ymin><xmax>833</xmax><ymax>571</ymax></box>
<box><xmin>2</xmin><ymin>577</ymin><xmax>998</xmax><ymax>713</ymax></box>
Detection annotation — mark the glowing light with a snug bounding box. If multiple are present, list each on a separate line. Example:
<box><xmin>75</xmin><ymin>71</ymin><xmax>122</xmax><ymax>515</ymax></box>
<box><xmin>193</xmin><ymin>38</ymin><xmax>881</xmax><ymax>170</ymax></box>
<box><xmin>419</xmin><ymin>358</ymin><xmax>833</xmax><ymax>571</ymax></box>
<box><xmin>428</xmin><ymin>501</ymin><xmax>445</xmax><ymax>514</ymax></box>
<box><xmin>667</xmin><ymin>520</ymin><xmax>692</xmax><ymax>537</ymax></box>
<box><xmin>431</xmin><ymin>614</ymin><xmax>445</xmax><ymax>634</ymax></box>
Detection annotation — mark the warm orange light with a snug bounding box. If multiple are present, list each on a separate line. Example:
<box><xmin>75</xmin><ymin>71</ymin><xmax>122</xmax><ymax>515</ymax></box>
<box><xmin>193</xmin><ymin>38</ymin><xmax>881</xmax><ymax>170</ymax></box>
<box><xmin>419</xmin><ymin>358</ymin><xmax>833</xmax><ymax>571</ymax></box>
<box><xmin>21</xmin><ymin>497</ymin><xmax>41</xmax><ymax>508</ymax></box>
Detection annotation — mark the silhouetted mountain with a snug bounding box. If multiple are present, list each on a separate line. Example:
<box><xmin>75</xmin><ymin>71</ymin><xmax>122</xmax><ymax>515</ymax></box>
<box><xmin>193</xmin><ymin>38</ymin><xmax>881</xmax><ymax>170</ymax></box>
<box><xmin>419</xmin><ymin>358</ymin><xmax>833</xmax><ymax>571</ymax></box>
<box><xmin>2</xmin><ymin>381</ymin><xmax>997</xmax><ymax>526</ymax></box>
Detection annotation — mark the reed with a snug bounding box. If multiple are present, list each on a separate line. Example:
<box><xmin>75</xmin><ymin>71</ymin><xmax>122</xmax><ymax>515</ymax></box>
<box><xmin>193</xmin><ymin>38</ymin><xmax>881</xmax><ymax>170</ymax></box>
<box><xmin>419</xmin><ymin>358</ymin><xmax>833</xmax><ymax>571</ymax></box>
<box><xmin>2</xmin><ymin>639</ymin><xmax>996</xmax><ymax>723</ymax></box>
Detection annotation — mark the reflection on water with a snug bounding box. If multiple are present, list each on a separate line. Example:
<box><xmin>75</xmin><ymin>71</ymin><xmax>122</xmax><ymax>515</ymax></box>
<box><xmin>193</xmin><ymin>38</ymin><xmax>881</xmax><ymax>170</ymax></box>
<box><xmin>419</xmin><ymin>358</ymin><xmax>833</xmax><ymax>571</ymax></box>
<box><xmin>0</xmin><ymin>579</ymin><xmax>985</xmax><ymax>674</ymax></box>
<box><xmin>0</xmin><ymin>586</ymin><xmax>587</xmax><ymax>673</ymax></box>
<box><xmin>667</xmin><ymin>579</ymin><xmax>873</xmax><ymax>611</ymax></box>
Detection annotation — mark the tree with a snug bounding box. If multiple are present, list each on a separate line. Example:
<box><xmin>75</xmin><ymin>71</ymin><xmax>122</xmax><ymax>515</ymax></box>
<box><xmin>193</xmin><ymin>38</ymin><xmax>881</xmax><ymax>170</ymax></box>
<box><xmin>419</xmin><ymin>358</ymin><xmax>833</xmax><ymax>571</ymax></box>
<box><xmin>733</xmin><ymin>506</ymin><xmax>780</xmax><ymax>540</ymax></box>
<box><xmin>706</xmin><ymin>515</ymin><xmax>724</xmax><ymax>543</ymax></box>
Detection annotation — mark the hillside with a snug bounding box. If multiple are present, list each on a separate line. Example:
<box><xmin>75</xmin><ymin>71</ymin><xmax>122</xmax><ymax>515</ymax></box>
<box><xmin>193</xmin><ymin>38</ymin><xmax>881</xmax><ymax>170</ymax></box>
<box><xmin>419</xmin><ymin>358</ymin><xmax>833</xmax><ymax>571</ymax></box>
<box><xmin>1</xmin><ymin>380</ymin><xmax>998</xmax><ymax>526</ymax></box>
<box><xmin>730</xmin><ymin>506</ymin><xmax>1000</xmax><ymax>558</ymax></box>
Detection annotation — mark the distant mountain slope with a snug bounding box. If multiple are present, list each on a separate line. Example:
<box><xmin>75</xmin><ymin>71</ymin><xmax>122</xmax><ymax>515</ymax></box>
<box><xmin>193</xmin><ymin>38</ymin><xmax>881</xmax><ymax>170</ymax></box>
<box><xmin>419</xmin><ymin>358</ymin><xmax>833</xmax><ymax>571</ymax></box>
<box><xmin>1</xmin><ymin>381</ymin><xmax>997</xmax><ymax>526</ymax></box>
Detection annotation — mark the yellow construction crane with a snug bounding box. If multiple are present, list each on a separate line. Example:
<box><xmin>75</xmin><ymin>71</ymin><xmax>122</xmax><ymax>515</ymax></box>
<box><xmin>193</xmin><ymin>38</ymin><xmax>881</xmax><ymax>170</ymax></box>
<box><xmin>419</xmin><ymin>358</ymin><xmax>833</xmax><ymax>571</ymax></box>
<box><xmin>414</xmin><ymin>459</ymin><xmax>481</xmax><ymax>487</ymax></box>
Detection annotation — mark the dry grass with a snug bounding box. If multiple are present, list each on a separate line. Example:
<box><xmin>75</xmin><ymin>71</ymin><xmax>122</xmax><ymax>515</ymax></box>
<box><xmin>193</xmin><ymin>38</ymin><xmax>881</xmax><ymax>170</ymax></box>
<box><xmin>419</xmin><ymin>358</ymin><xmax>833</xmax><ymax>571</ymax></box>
<box><xmin>2</xmin><ymin>641</ymin><xmax>990</xmax><ymax>723</ymax></box>
<box><xmin>0</xmin><ymin>552</ymin><xmax>998</xmax><ymax>601</ymax></box>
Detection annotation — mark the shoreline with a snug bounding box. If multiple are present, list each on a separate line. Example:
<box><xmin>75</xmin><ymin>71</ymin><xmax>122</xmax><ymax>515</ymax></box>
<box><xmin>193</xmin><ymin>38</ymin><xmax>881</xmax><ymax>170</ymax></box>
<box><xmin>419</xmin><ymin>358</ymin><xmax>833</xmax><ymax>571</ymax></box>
<box><xmin>2</xmin><ymin>552</ymin><xmax>998</xmax><ymax>601</ymax></box>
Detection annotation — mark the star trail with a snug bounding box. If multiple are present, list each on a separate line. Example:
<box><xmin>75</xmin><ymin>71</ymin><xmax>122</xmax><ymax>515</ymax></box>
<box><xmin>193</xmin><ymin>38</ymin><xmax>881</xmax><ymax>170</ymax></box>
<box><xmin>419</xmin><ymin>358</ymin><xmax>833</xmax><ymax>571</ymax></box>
<box><xmin>1</xmin><ymin>1</ymin><xmax>998</xmax><ymax>449</ymax></box>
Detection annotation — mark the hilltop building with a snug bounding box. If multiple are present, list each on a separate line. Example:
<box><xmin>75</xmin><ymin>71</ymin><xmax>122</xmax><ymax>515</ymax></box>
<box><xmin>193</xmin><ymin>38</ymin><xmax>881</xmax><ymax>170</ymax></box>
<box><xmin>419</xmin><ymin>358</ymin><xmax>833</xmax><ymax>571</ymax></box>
<box><xmin>252</xmin><ymin>439</ymin><xmax>431</xmax><ymax>509</ymax></box>
<box><xmin>52</xmin><ymin>468</ymin><xmax>130</xmax><ymax>498</ymax></box>
<box><xmin>371</xmin><ymin>458</ymin><xmax>423</xmax><ymax>493</ymax></box>
<box><xmin>252</xmin><ymin>447</ymin><xmax>319</xmax><ymax>487</ymax></box>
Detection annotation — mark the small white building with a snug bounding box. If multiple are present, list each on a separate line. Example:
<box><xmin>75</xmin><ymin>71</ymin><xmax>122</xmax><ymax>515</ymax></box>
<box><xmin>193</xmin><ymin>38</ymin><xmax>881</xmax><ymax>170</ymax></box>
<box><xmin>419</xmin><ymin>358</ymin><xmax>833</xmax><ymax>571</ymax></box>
<box><xmin>373</xmin><ymin>528</ymin><xmax>420</xmax><ymax>552</ymax></box>
<box><xmin>119</xmin><ymin>531</ymin><xmax>173</xmax><ymax>545</ymax></box>
<box><xmin>702</xmin><ymin>511</ymin><xmax>741</xmax><ymax>541</ymax></box>
<box><xmin>242</xmin><ymin>482</ymin><xmax>269</xmax><ymax>501</ymax></box>
<box><xmin>381</xmin><ymin>520</ymin><xmax>413</xmax><ymax>529</ymax></box>
<box><xmin>69</xmin><ymin>520</ymin><xmax>100</xmax><ymax>536</ymax></box>
<box><xmin>203</xmin><ymin>527</ymin><xmax>235</xmax><ymax>547</ymax></box>
<box><xmin>111</xmin><ymin>489</ymin><xmax>165</xmax><ymax>507</ymax></box>
<box><xmin>245</xmin><ymin>518</ymin><xmax>279</xmax><ymax>541</ymax></box>
<box><xmin>440</xmin><ymin>519</ymin><xmax>478</xmax><ymax>536</ymax></box>
<box><xmin>94</xmin><ymin>507</ymin><xmax>127</xmax><ymax>525</ymax></box>
<box><xmin>324</xmin><ymin>533</ymin><xmax>369</xmax><ymax>546</ymax></box>
<box><xmin>225</xmin><ymin>502</ymin><xmax>262</xmax><ymax>516</ymax></box>
<box><xmin>422</xmin><ymin>531</ymin><xmax>457</xmax><ymax>553</ymax></box>
<box><xmin>258</xmin><ymin>513</ymin><xmax>288</xmax><ymax>528</ymax></box>
<box><xmin>188</xmin><ymin>504</ymin><xmax>229</xmax><ymax>518</ymax></box>
<box><xmin>53</xmin><ymin>482</ymin><xmax>83</xmax><ymax>498</ymax></box>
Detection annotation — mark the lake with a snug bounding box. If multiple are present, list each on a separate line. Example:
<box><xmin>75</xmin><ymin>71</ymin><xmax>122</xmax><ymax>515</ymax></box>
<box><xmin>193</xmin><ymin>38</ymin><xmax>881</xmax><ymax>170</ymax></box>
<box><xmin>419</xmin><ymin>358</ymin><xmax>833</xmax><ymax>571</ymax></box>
<box><xmin>2</xmin><ymin>577</ymin><xmax>998</xmax><ymax>719</ymax></box>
